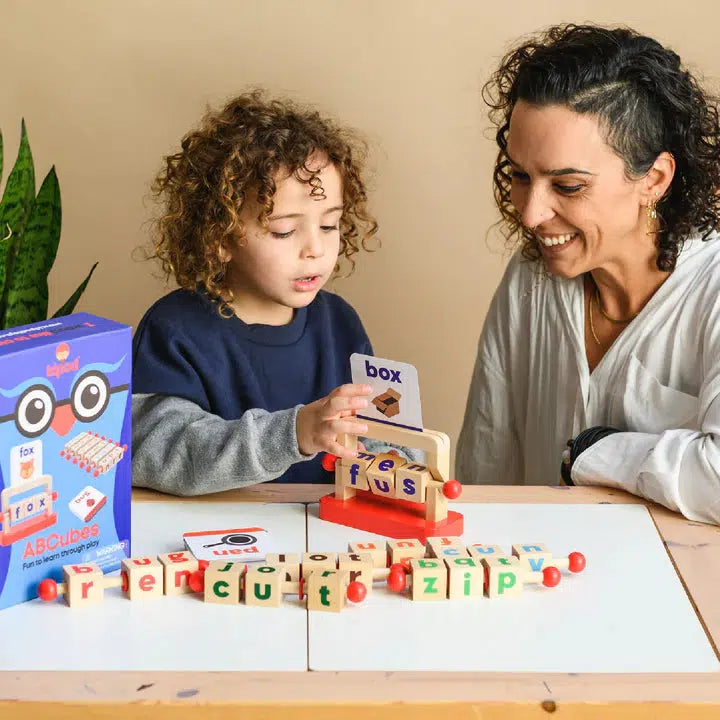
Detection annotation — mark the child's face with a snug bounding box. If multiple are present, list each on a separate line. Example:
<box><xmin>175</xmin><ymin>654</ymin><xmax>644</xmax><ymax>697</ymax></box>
<box><xmin>226</xmin><ymin>156</ymin><xmax>343</xmax><ymax>324</ymax></box>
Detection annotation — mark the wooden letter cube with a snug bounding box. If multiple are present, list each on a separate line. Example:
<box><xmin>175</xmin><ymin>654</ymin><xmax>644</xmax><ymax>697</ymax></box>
<box><xmin>121</xmin><ymin>556</ymin><xmax>163</xmax><ymax>600</ymax></box>
<box><xmin>387</xmin><ymin>538</ymin><xmax>426</xmax><ymax>565</ymax></box>
<box><xmin>445</xmin><ymin>557</ymin><xmax>484</xmax><ymax>599</ymax></box>
<box><xmin>338</xmin><ymin>461</ymin><xmax>369</xmax><ymax>492</ymax></box>
<box><xmin>366</xmin><ymin>453</ymin><xmax>404</xmax><ymax>498</ymax></box>
<box><xmin>338</xmin><ymin>552</ymin><xmax>374</xmax><ymax>595</ymax></box>
<box><xmin>483</xmin><ymin>556</ymin><xmax>522</xmax><ymax>598</ymax></box>
<box><xmin>266</xmin><ymin>553</ymin><xmax>301</xmax><ymax>582</ymax></box>
<box><xmin>467</xmin><ymin>544</ymin><xmax>506</xmax><ymax>562</ymax></box>
<box><xmin>348</xmin><ymin>541</ymin><xmax>387</xmax><ymax>568</ymax></box>
<box><xmin>62</xmin><ymin>563</ymin><xmax>104</xmax><ymax>607</ymax></box>
<box><xmin>409</xmin><ymin>558</ymin><xmax>447</xmax><ymax>601</ymax></box>
<box><xmin>244</xmin><ymin>564</ymin><xmax>284</xmax><ymax>607</ymax></box>
<box><xmin>394</xmin><ymin>463</ymin><xmax>432</xmax><ymax>503</ymax></box>
<box><xmin>339</xmin><ymin>451</ymin><xmax>376</xmax><ymax>491</ymax></box>
<box><xmin>157</xmin><ymin>551</ymin><xmax>199</xmax><ymax>596</ymax></box>
<box><xmin>512</xmin><ymin>543</ymin><xmax>553</xmax><ymax>573</ymax></box>
<box><xmin>204</xmin><ymin>561</ymin><xmax>244</xmax><ymax>604</ymax></box>
<box><xmin>426</xmin><ymin>536</ymin><xmax>467</xmax><ymax>559</ymax></box>
<box><xmin>306</xmin><ymin>569</ymin><xmax>349</xmax><ymax>612</ymax></box>
<box><xmin>301</xmin><ymin>552</ymin><xmax>336</xmax><ymax>580</ymax></box>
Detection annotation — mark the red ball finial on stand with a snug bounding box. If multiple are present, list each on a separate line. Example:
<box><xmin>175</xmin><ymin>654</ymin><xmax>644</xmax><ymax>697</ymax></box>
<box><xmin>321</xmin><ymin>453</ymin><xmax>339</xmax><ymax>472</ymax></box>
<box><xmin>442</xmin><ymin>479</ymin><xmax>462</xmax><ymax>499</ymax></box>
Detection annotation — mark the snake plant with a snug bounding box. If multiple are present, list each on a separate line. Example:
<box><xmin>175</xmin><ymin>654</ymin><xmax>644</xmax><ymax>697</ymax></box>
<box><xmin>0</xmin><ymin>121</ymin><xmax>97</xmax><ymax>330</ymax></box>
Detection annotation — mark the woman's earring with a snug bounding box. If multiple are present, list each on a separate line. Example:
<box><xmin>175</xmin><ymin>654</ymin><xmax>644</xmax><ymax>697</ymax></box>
<box><xmin>646</xmin><ymin>191</ymin><xmax>660</xmax><ymax>234</ymax></box>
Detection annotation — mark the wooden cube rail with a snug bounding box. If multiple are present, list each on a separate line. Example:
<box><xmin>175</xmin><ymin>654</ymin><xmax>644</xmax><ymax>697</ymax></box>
<box><xmin>36</xmin><ymin>540</ymin><xmax>585</xmax><ymax>609</ymax></box>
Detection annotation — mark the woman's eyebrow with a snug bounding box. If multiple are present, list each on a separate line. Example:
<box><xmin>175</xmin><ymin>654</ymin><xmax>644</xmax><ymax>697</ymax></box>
<box><xmin>506</xmin><ymin>151</ymin><xmax>595</xmax><ymax>176</ymax></box>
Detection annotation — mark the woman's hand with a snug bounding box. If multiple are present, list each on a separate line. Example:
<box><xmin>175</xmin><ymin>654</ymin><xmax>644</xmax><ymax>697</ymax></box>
<box><xmin>296</xmin><ymin>384</ymin><xmax>371</xmax><ymax>459</ymax></box>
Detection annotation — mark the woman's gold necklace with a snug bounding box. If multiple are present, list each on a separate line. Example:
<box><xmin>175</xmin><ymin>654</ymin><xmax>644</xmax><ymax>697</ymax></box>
<box><xmin>588</xmin><ymin>286</ymin><xmax>637</xmax><ymax>346</ymax></box>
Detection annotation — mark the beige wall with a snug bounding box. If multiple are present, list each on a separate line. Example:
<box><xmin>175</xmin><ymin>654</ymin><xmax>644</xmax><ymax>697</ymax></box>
<box><xmin>2</xmin><ymin>0</ymin><xmax>718</xmax><ymax>473</ymax></box>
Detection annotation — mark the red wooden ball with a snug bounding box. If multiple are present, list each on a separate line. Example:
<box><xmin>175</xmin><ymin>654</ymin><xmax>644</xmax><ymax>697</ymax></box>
<box><xmin>37</xmin><ymin>579</ymin><xmax>58</xmax><ymax>601</ymax></box>
<box><xmin>321</xmin><ymin>453</ymin><xmax>339</xmax><ymax>472</ymax></box>
<box><xmin>542</xmin><ymin>566</ymin><xmax>562</xmax><ymax>588</ymax></box>
<box><xmin>568</xmin><ymin>552</ymin><xmax>586</xmax><ymax>573</ymax></box>
<box><xmin>387</xmin><ymin>568</ymin><xmax>407</xmax><ymax>593</ymax></box>
<box><xmin>442</xmin><ymin>479</ymin><xmax>462</xmax><ymax>499</ymax></box>
<box><xmin>189</xmin><ymin>570</ymin><xmax>205</xmax><ymax>593</ymax></box>
<box><xmin>347</xmin><ymin>581</ymin><xmax>367</xmax><ymax>603</ymax></box>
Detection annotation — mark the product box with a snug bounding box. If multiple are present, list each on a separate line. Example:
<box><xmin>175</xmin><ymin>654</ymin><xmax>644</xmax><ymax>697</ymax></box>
<box><xmin>0</xmin><ymin>312</ymin><xmax>131</xmax><ymax>609</ymax></box>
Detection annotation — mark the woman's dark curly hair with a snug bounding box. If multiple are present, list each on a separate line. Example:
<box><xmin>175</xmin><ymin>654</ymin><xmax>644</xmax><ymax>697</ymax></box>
<box><xmin>150</xmin><ymin>90</ymin><xmax>378</xmax><ymax>314</ymax></box>
<box><xmin>483</xmin><ymin>24</ymin><xmax>720</xmax><ymax>271</ymax></box>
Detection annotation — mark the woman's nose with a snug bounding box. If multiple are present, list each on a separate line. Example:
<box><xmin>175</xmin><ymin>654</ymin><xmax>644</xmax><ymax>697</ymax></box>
<box><xmin>519</xmin><ymin>185</ymin><xmax>555</xmax><ymax>229</ymax></box>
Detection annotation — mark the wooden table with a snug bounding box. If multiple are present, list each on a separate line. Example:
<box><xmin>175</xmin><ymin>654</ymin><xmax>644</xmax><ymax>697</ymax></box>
<box><xmin>2</xmin><ymin>484</ymin><xmax>719</xmax><ymax>719</ymax></box>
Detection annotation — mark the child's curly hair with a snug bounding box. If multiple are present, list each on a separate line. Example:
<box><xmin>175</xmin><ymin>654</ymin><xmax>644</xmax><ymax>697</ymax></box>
<box><xmin>149</xmin><ymin>90</ymin><xmax>378</xmax><ymax>313</ymax></box>
<box><xmin>483</xmin><ymin>24</ymin><xmax>720</xmax><ymax>271</ymax></box>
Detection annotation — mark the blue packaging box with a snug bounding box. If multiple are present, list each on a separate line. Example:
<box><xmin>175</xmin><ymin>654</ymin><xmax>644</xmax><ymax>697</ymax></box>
<box><xmin>0</xmin><ymin>312</ymin><xmax>131</xmax><ymax>609</ymax></box>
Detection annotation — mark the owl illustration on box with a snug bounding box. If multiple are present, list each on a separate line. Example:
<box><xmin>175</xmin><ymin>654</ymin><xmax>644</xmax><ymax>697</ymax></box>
<box><xmin>0</xmin><ymin>354</ymin><xmax>128</xmax><ymax>444</ymax></box>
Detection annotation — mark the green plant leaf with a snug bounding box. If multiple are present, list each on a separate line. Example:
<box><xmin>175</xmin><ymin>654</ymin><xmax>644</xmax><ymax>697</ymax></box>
<box><xmin>2</xmin><ymin>167</ymin><xmax>61</xmax><ymax>328</ymax></box>
<box><xmin>0</xmin><ymin>120</ymin><xmax>36</xmax><ymax>325</ymax></box>
<box><xmin>0</xmin><ymin>130</ymin><xmax>4</xmax><ymax>189</ymax></box>
<box><xmin>51</xmin><ymin>261</ymin><xmax>98</xmax><ymax>318</ymax></box>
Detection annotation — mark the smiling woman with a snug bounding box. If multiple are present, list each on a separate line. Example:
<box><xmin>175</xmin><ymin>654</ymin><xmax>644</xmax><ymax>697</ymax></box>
<box><xmin>456</xmin><ymin>24</ymin><xmax>720</xmax><ymax>524</ymax></box>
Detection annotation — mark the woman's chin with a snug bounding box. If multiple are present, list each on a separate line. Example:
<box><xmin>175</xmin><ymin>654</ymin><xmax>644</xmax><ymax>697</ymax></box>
<box><xmin>542</xmin><ymin>257</ymin><xmax>586</xmax><ymax>280</ymax></box>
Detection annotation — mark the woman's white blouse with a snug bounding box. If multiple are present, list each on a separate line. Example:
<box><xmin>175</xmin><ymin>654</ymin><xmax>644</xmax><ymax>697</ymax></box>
<box><xmin>456</xmin><ymin>232</ymin><xmax>720</xmax><ymax>524</ymax></box>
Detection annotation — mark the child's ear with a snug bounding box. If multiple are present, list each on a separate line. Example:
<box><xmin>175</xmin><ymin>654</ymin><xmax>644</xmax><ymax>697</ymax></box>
<box><xmin>218</xmin><ymin>244</ymin><xmax>232</xmax><ymax>263</ymax></box>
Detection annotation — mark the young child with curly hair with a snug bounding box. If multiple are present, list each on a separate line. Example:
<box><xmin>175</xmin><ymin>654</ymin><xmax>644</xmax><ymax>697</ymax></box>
<box><xmin>132</xmin><ymin>91</ymin><xmax>412</xmax><ymax>494</ymax></box>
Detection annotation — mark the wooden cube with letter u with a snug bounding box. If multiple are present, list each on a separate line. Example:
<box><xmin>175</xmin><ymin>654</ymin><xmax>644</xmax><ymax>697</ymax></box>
<box><xmin>387</xmin><ymin>538</ymin><xmax>426</xmax><ymax>565</ymax></box>
<box><xmin>366</xmin><ymin>453</ymin><xmax>404</xmax><ymax>498</ymax></box>
<box><xmin>244</xmin><ymin>564</ymin><xmax>284</xmax><ymax>607</ymax></box>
